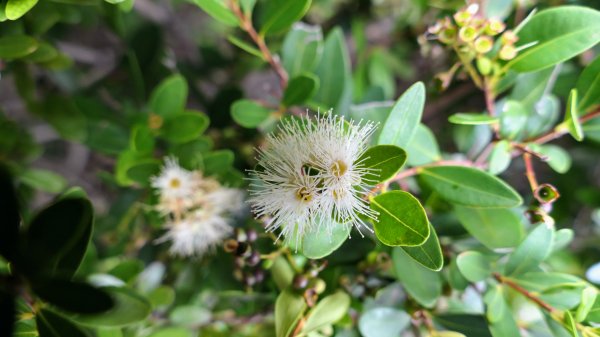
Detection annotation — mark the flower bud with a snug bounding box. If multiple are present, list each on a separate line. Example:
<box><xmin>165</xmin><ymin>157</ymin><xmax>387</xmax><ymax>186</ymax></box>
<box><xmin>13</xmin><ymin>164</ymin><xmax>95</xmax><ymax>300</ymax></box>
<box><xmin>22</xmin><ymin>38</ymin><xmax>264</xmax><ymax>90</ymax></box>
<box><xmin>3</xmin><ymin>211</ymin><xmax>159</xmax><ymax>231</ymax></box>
<box><xmin>223</xmin><ymin>239</ymin><xmax>239</xmax><ymax>253</ymax></box>
<box><xmin>454</xmin><ymin>10</ymin><xmax>472</xmax><ymax>26</ymax></box>
<box><xmin>246</xmin><ymin>251</ymin><xmax>261</xmax><ymax>267</ymax></box>
<box><xmin>439</xmin><ymin>27</ymin><xmax>457</xmax><ymax>44</ymax></box>
<box><xmin>501</xmin><ymin>30</ymin><xmax>518</xmax><ymax>45</ymax></box>
<box><xmin>474</xmin><ymin>36</ymin><xmax>493</xmax><ymax>54</ymax></box>
<box><xmin>459</xmin><ymin>26</ymin><xmax>478</xmax><ymax>42</ymax></box>
<box><xmin>246</xmin><ymin>229</ymin><xmax>258</xmax><ymax>242</ymax></box>
<box><xmin>485</xmin><ymin>18</ymin><xmax>506</xmax><ymax>36</ymax></box>
<box><xmin>534</xmin><ymin>184</ymin><xmax>560</xmax><ymax>204</ymax></box>
<box><xmin>477</xmin><ymin>57</ymin><xmax>493</xmax><ymax>75</ymax></box>
<box><xmin>293</xmin><ymin>274</ymin><xmax>309</xmax><ymax>290</ymax></box>
<box><xmin>148</xmin><ymin>113</ymin><xmax>163</xmax><ymax>130</ymax></box>
<box><xmin>499</xmin><ymin>44</ymin><xmax>517</xmax><ymax>60</ymax></box>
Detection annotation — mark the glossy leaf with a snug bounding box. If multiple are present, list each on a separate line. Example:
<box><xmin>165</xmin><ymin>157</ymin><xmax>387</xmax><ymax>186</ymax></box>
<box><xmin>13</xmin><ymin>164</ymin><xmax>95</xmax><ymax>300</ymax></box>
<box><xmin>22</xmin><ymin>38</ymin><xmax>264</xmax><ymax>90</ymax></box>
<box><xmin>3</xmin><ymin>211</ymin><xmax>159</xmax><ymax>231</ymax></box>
<box><xmin>419</xmin><ymin>166</ymin><xmax>522</xmax><ymax>208</ymax></box>
<box><xmin>563</xmin><ymin>311</ymin><xmax>578</xmax><ymax>337</ymax></box>
<box><xmin>346</xmin><ymin>102</ymin><xmax>393</xmax><ymax>143</ymax></box>
<box><xmin>5</xmin><ymin>0</ymin><xmax>38</xmax><ymax>20</ymax></box>
<box><xmin>508</xmin><ymin>6</ymin><xmax>600</xmax><ymax>72</ymax></box>
<box><xmin>358</xmin><ymin>307</ymin><xmax>410</xmax><ymax>337</ymax></box>
<box><xmin>433</xmin><ymin>314</ymin><xmax>492</xmax><ymax>337</ymax></box>
<box><xmin>281</xmin><ymin>23</ymin><xmax>323</xmax><ymax>76</ymax></box>
<box><xmin>561</xmin><ymin>89</ymin><xmax>583</xmax><ymax>141</ymax></box>
<box><xmin>505</xmin><ymin>223</ymin><xmax>555</xmax><ymax>276</ymax></box>
<box><xmin>488</xmin><ymin>140</ymin><xmax>512</xmax><ymax>175</ymax></box>
<box><xmin>401</xmin><ymin>223</ymin><xmax>443</xmax><ymax>271</ymax></box>
<box><xmin>392</xmin><ymin>248</ymin><xmax>441</xmax><ymax>308</ymax></box>
<box><xmin>359</xmin><ymin>145</ymin><xmax>407</xmax><ymax>184</ymax></box>
<box><xmin>448</xmin><ymin>113</ymin><xmax>498</xmax><ymax>125</ymax></box>
<box><xmin>575</xmin><ymin>287</ymin><xmax>597</xmax><ymax>322</ymax></box>
<box><xmin>231</xmin><ymin>99</ymin><xmax>272</xmax><ymax>128</ymax></box>
<box><xmin>161</xmin><ymin>111</ymin><xmax>209</xmax><ymax>144</ymax></box>
<box><xmin>406</xmin><ymin>124</ymin><xmax>441</xmax><ymax>166</ymax></box>
<box><xmin>533</xmin><ymin>144</ymin><xmax>572</xmax><ymax>174</ymax></box>
<box><xmin>0</xmin><ymin>35</ymin><xmax>38</xmax><ymax>59</ymax></box>
<box><xmin>576</xmin><ymin>55</ymin><xmax>600</xmax><ymax>112</ymax></box>
<box><xmin>378</xmin><ymin>82</ymin><xmax>425</xmax><ymax>148</ymax></box>
<box><xmin>510</xmin><ymin>67</ymin><xmax>554</xmax><ymax>109</ymax></box>
<box><xmin>70</xmin><ymin>287</ymin><xmax>151</xmax><ymax>327</ymax></box>
<box><xmin>457</xmin><ymin>251</ymin><xmax>492</xmax><ymax>282</ymax></box>
<box><xmin>149</xmin><ymin>74</ymin><xmax>188</xmax><ymax>117</ymax></box>
<box><xmin>282</xmin><ymin>74</ymin><xmax>319</xmax><ymax>106</ymax></box>
<box><xmin>227</xmin><ymin>35</ymin><xmax>263</xmax><ymax>59</ymax></box>
<box><xmin>202</xmin><ymin>150</ymin><xmax>234</xmax><ymax>176</ymax></box>
<box><xmin>499</xmin><ymin>100</ymin><xmax>528</xmax><ymax>140</ymax></box>
<box><xmin>454</xmin><ymin>206</ymin><xmax>523</xmax><ymax>249</ymax></box>
<box><xmin>130</xmin><ymin>125</ymin><xmax>154</xmax><ymax>154</ymax></box>
<box><xmin>20</xmin><ymin>168</ymin><xmax>67</xmax><ymax>194</ymax></box>
<box><xmin>275</xmin><ymin>290</ymin><xmax>306</xmax><ymax>337</ymax></box>
<box><xmin>300</xmin><ymin>219</ymin><xmax>350</xmax><ymax>259</ymax></box>
<box><xmin>302</xmin><ymin>291</ymin><xmax>350</xmax><ymax>334</ymax></box>
<box><xmin>37</xmin><ymin>308</ymin><xmax>90</xmax><ymax>337</ymax></box>
<box><xmin>34</xmin><ymin>279</ymin><xmax>113</xmax><ymax>314</ymax></box>
<box><xmin>192</xmin><ymin>0</ymin><xmax>238</xmax><ymax>26</ymax></box>
<box><xmin>260</xmin><ymin>0</ymin><xmax>311</xmax><ymax>35</ymax></box>
<box><xmin>370</xmin><ymin>191</ymin><xmax>430</xmax><ymax>247</ymax></box>
<box><xmin>313</xmin><ymin>27</ymin><xmax>352</xmax><ymax>113</ymax></box>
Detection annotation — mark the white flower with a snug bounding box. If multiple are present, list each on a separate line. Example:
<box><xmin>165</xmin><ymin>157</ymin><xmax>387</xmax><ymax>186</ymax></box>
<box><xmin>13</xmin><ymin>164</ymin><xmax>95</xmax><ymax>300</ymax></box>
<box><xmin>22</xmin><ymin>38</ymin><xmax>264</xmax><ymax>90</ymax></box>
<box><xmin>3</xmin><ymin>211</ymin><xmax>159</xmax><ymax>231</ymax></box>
<box><xmin>151</xmin><ymin>157</ymin><xmax>195</xmax><ymax>201</ymax></box>
<box><xmin>248</xmin><ymin>113</ymin><xmax>378</xmax><ymax>242</ymax></box>
<box><xmin>157</xmin><ymin>209</ymin><xmax>232</xmax><ymax>257</ymax></box>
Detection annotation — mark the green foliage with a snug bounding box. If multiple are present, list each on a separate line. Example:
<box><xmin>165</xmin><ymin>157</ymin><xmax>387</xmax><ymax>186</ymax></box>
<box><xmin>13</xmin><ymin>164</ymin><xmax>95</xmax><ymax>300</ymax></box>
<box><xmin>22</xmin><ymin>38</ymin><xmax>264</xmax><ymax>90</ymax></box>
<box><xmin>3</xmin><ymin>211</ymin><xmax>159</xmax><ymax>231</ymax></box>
<box><xmin>370</xmin><ymin>191</ymin><xmax>430</xmax><ymax>246</ymax></box>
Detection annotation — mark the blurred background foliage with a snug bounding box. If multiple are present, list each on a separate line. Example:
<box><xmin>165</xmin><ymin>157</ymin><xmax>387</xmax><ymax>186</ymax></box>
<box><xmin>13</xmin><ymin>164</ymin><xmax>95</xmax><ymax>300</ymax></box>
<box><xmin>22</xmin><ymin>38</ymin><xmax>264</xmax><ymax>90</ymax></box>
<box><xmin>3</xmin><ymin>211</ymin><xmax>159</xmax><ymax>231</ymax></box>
<box><xmin>2</xmin><ymin>0</ymin><xmax>600</xmax><ymax>336</ymax></box>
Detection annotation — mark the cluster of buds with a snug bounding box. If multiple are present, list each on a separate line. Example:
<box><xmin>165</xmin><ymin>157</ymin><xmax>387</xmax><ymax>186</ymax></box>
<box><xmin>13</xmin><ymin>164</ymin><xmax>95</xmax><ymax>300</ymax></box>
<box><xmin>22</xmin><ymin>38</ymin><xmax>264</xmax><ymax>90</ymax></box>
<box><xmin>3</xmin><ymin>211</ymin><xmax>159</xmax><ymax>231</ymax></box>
<box><xmin>291</xmin><ymin>260</ymin><xmax>328</xmax><ymax>307</ymax></box>
<box><xmin>224</xmin><ymin>228</ymin><xmax>266</xmax><ymax>289</ymax></box>
<box><xmin>340</xmin><ymin>252</ymin><xmax>392</xmax><ymax>299</ymax></box>
<box><xmin>526</xmin><ymin>183</ymin><xmax>560</xmax><ymax>225</ymax></box>
<box><xmin>428</xmin><ymin>4</ymin><xmax>520</xmax><ymax>76</ymax></box>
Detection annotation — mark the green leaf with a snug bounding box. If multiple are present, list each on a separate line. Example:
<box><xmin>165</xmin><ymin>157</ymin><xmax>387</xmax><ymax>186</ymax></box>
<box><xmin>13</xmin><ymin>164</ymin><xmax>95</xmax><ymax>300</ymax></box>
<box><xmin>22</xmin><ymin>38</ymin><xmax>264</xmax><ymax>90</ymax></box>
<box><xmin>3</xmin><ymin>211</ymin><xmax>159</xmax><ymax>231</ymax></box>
<box><xmin>510</xmin><ymin>67</ymin><xmax>554</xmax><ymax>110</ymax></box>
<box><xmin>560</xmin><ymin>89</ymin><xmax>583</xmax><ymax>141</ymax></box>
<box><xmin>533</xmin><ymin>144</ymin><xmax>572</xmax><ymax>174</ymax></box>
<box><xmin>170</xmin><ymin>306</ymin><xmax>211</xmax><ymax>327</ymax></box>
<box><xmin>575</xmin><ymin>287</ymin><xmax>597</xmax><ymax>322</ymax></box>
<box><xmin>488</xmin><ymin>303</ymin><xmax>521</xmax><ymax>337</ymax></box>
<box><xmin>227</xmin><ymin>35</ymin><xmax>263</xmax><ymax>59</ymax></box>
<box><xmin>576</xmin><ymin>55</ymin><xmax>600</xmax><ymax>112</ymax></box>
<box><xmin>346</xmin><ymin>102</ymin><xmax>393</xmax><ymax>143</ymax></box>
<box><xmin>563</xmin><ymin>311</ymin><xmax>578</xmax><ymax>337</ymax></box>
<box><xmin>587</xmin><ymin>297</ymin><xmax>600</xmax><ymax>323</ymax></box>
<box><xmin>231</xmin><ymin>99</ymin><xmax>271</xmax><ymax>128</ymax></box>
<box><xmin>370</xmin><ymin>191</ymin><xmax>430</xmax><ymax>247</ymax></box>
<box><xmin>161</xmin><ymin>111</ymin><xmax>209</xmax><ymax>144</ymax></box>
<box><xmin>282</xmin><ymin>74</ymin><xmax>319</xmax><ymax>106</ymax></box>
<box><xmin>406</xmin><ymin>124</ymin><xmax>441</xmax><ymax>166</ymax></box>
<box><xmin>0</xmin><ymin>35</ymin><xmax>38</xmax><ymax>60</ymax></box>
<box><xmin>359</xmin><ymin>145</ymin><xmax>406</xmax><ymax>184</ymax></box>
<box><xmin>433</xmin><ymin>314</ymin><xmax>493</xmax><ymax>337</ymax></box>
<box><xmin>378</xmin><ymin>82</ymin><xmax>426</xmax><ymax>148</ymax></box>
<box><xmin>271</xmin><ymin>256</ymin><xmax>294</xmax><ymax>291</ymax></box>
<box><xmin>507</xmin><ymin>6</ymin><xmax>600</xmax><ymax>72</ymax></box>
<box><xmin>499</xmin><ymin>100</ymin><xmax>528</xmax><ymax>140</ymax></box>
<box><xmin>202</xmin><ymin>150</ymin><xmax>235</xmax><ymax>176</ymax></box>
<box><xmin>191</xmin><ymin>0</ymin><xmax>238</xmax><ymax>26</ymax></box>
<box><xmin>484</xmin><ymin>285</ymin><xmax>506</xmax><ymax>323</ymax></box>
<box><xmin>488</xmin><ymin>140</ymin><xmax>512</xmax><ymax>175</ymax></box>
<box><xmin>401</xmin><ymin>223</ymin><xmax>443</xmax><ymax>271</ymax></box>
<box><xmin>70</xmin><ymin>287</ymin><xmax>151</xmax><ymax>327</ymax></box>
<box><xmin>147</xmin><ymin>286</ymin><xmax>175</xmax><ymax>309</ymax></box>
<box><xmin>448</xmin><ymin>113</ymin><xmax>499</xmax><ymax>125</ymax></box>
<box><xmin>0</xmin><ymin>168</ymin><xmax>20</xmax><ymax>262</ymax></box>
<box><xmin>301</xmin><ymin>291</ymin><xmax>350</xmax><ymax>334</ymax></box>
<box><xmin>125</xmin><ymin>159</ymin><xmax>160</xmax><ymax>186</ymax></box>
<box><xmin>512</xmin><ymin>272</ymin><xmax>586</xmax><ymax>293</ymax></box>
<box><xmin>454</xmin><ymin>206</ymin><xmax>523</xmax><ymax>249</ymax></box>
<box><xmin>260</xmin><ymin>0</ymin><xmax>311</xmax><ymax>35</ymax></box>
<box><xmin>358</xmin><ymin>307</ymin><xmax>410</xmax><ymax>337</ymax></box>
<box><xmin>20</xmin><ymin>169</ymin><xmax>67</xmax><ymax>194</ymax></box>
<box><xmin>149</xmin><ymin>74</ymin><xmax>188</xmax><ymax>117</ymax></box>
<box><xmin>22</xmin><ymin>42</ymin><xmax>58</xmax><ymax>63</ymax></box>
<box><xmin>456</xmin><ymin>251</ymin><xmax>492</xmax><ymax>282</ymax></box>
<box><xmin>33</xmin><ymin>279</ymin><xmax>113</xmax><ymax>314</ymax></box>
<box><xmin>525</xmin><ymin>94</ymin><xmax>560</xmax><ymax>137</ymax></box>
<box><xmin>392</xmin><ymin>248</ymin><xmax>441</xmax><ymax>308</ymax></box>
<box><xmin>24</xmin><ymin>197</ymin><xmax>93</xmax><ymax>274</ymax></box>
<box><xmin>37</xmin><ymin>308</ymin><xmax>90</xmax><ymax>337</ymax></box>
<box><xmin>5</xmin><ymin>0</ymin><xmax>38</xmax><ymax>20</ymax></box>
<box><xmin>275</xmin><ymin>290</ymin><xmax>306</xmax><ymax>337</ymax></box>
<box><xmin>313</xmin><ymin>27</ymin><xmax>352</xmax><ymax>114</ymax></box>
<box><xmin>419</xmin><ymin>166</ymin><xmax>522</xmax><ymax>208</ymax></box>
<box><xmin>448</xmin><ymin>260</ymin><xmax>469</xmax><ymax>291</ymax></box>
<box><xmin>281</xmin><ymin>24</ymin><xmax>323</xmax><ymax>77</ymax></box>
<box><xmin>505</xmin><ymin>223</ymin><xmax>555</xmax><ymax>276</ymax></box>
<box><xmin>130</xmin><ymin>124</ymin><xmax>155</xmax><ymax>154</ymax></box>
<box><xmin>300</xmin><ymin>219</ymin><xmax>350</xmax><ymax>259</ymax></box>
<box><xmin>148</xmin><ymin>327</ymin><xmax>193</xmax><ymax>337</ymax></box>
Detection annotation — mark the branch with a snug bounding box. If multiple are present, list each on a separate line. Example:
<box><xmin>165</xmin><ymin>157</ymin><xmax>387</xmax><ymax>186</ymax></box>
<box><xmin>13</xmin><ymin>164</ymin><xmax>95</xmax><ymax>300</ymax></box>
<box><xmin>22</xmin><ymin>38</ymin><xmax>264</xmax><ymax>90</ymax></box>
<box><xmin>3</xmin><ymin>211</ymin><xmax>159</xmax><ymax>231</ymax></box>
<box><xmin>529</xmin><ymin>107</ymin><xmax>600</xmax><ymax>144</ymax></box>
<box><xmin>493</xmin><ymin>273</ymin><xmax>555</xmax><ymax>313</ymax></box>
<box><xmin>227</xmin><ymin>0</ymin><xmax>289</xmax><ymax>89</ymax></box>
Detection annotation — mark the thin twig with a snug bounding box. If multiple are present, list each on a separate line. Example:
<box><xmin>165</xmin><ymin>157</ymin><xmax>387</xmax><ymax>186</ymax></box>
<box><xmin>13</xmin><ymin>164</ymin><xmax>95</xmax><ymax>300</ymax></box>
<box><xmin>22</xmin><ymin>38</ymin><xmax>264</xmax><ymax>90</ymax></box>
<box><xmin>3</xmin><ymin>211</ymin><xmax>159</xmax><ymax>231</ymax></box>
<box><xmin>493</xmin><ymin>273</ymin><xmax>555</xmax><ymax>313</ymax></box>
<box><xmin>523</xmin><ymin>153</ymin><xmax>538</xmax><ymax>192</ymax></box>
<box><xmin>227</xmin><ymin>0</ymin><xmax>289</xmax><ymax>89</ymax></box>
<box><xmin>529</xmin><ymin>107</ymin><xmax>600</xmax><ymax>144</ymax></box>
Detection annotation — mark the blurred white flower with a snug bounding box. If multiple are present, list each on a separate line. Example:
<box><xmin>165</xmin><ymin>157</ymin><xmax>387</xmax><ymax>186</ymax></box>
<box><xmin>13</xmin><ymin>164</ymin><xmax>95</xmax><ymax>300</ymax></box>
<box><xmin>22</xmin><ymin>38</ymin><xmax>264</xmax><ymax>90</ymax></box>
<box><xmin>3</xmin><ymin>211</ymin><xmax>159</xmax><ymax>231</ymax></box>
<box><xmin>248</xmin><ymin>113</ymin><xmax>378</xmax><ymax>242</ymax></box>
<box><xmin>151</xmin><ymin>157</ymin><xmax>195</xmax><ymax>200</ymax></box>
<box><xmin>150</xmin><ymin>158</ymin><xmax>245</xmax><ymax>257</ymax></box>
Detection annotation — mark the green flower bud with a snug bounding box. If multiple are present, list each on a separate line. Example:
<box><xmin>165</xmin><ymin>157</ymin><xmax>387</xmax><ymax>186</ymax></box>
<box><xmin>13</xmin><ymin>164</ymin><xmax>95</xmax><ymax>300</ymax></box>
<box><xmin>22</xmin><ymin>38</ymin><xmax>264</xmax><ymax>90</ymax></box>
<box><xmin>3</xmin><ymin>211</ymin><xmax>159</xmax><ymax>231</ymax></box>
<box><xmin>454</xmin><ymin>10</ymin><xmax>471</xmax><ymax>26</ymax></box>
<box><xmin>501</xmin><ymin>30</ymin><xmax>518</xmax><ymax>45</ymax></box>
<box><xmin>474</xmin><ymin>36</ymin><xmax>493</xmax><ymax>54</ymax></box>
<box><xmin>439</xmin><ymin>27</ymin><xmax>457</xmax><ymax>44</ymax></box>
<box><xmin>499</xmin><ymin>44</ymin><xmax>517</xmax><ymax>60</ymax></box>
<box><xmin>458</xmin><ymin>26</ymin><xmax>478</xmax><ymax>42</ymax></box>
<box><xmin>485</xmin><ymin>18</ymin><xmax>506</xmax><ymax>36</ymax></box>
<box><xmin>477</xmin><ymin>57</ymin><xmax>493</xmax><ymax>75</ymax></box>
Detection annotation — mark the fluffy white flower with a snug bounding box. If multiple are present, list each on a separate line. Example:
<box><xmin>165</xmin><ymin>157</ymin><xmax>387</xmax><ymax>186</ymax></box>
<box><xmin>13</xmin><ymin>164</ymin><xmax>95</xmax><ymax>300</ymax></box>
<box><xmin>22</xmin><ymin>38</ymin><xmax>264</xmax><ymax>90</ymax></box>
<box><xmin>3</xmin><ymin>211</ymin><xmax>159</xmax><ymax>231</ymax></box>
<box><xmin>150</xmin><ymin>158</ymin><xmax>246</xmax><ymax>257</ymax></box>
<box><xmin>151</xmin><ymin>157</ymin><xmax>195</xmax><ymax>201</ymax></box>
<box><xmin>248</xmin><ymin>113</ymin><xmax>378</xmax><ymax>241</ymax></box>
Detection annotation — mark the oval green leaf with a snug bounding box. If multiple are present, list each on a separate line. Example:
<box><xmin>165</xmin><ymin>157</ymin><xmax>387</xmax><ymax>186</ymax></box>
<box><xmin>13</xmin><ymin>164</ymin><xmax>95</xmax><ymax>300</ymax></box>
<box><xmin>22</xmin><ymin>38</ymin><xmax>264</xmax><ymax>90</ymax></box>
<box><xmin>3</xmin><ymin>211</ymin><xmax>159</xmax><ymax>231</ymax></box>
<box><xmin>456</xmin><ymin>251</ymin><xmax>492</xmax><ymax>282</ymax></box>
<box><xmin>149</xmin><ymin>74</ymin><xmax>188</xmax><ymax>117</ymax></box>
<box><xmin>301</xmin><ymin>291</ymin><xmax>350</xmax><ymax>334</ymax></box>
<box><xmin>378</xmin><ymin>82</ymin><xmax>425</xmax><ymax>148</ymax></box>
<box><xmin>275</xmin><ymin>290</ymin><xmax>306</xmax><ymax>337</ymax></box>
<box><xmin>34</xmin><ymin>279</ymin><xmax>113</xmax><ymax>314</ymax></box>
<box><xmin>401</xmin><ymin>223</ymin><xmax>443</xmax><ymax>271</ymax></box>
<box><xmin>419</xmin><ymin>166</ymin><xmax>522</xmax><ymax>208</ymax></box>
<box><xmin>282</xmin><ymin>74</ymin><xmax>319</xmax><ymax>106</ymax></box>
<box><xmin>0</xmin><ymin>35</ymin><xmax>38</xmax><ymax>59</ymax></box>
<box><xmin>260</xmin><ymin>0</ymin><xmax>311</xmax><ymax>35</ymax></box>
<box><xmin>505</xmin><ymin>223</ymin><xmax>555</xmax><ymax>276</ymax></box>
<box><xmin>231</xmin><ymin>99</ymin><xmax>271</xmax><ymax>128</ymax></box>
<box><xmin>392</xmin><ymin>248</ymin><xmax>441</xmax><ymax>308</ymax></box>
<box><xmin>70</xmin><ymin>287</ymin><xmax>151</xmax><ymax>327</ymax></box>
<box><xmin>370</xmin><ymin>191</ymin><xmax>429</xmax><ymax>247</ymax></box>
<box><xmin>359</xmin><ymin>145</ymin><xmax>407</xmax><ymax>184</ymax></box>
<box><xmin>454</xmin><ymin>206</ymin><xmax>524</xmax><ymax>249</ymax></box>
<box><xmin>301</xmin><ymin>219</ymin><xmax>350</xmax><ymax>259</ymax></box>
<box><xmin>448</xmin><ymin>113</ymin><xmax>499</xmax><ymax>125</ymax></box>
<box><xmin>37</xmin><ymin>308</ymin><xmax>90</xmax><ymax>337</ymax></box>
<box><xmin>576</xmin><ymin>54</ymin><xmax>600</xmax><ymax>113</ymax></box>
<box><xmin>161</xmin><ymin>111</ymin><xmax>209</xmax><ymax>144</ymax></box>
